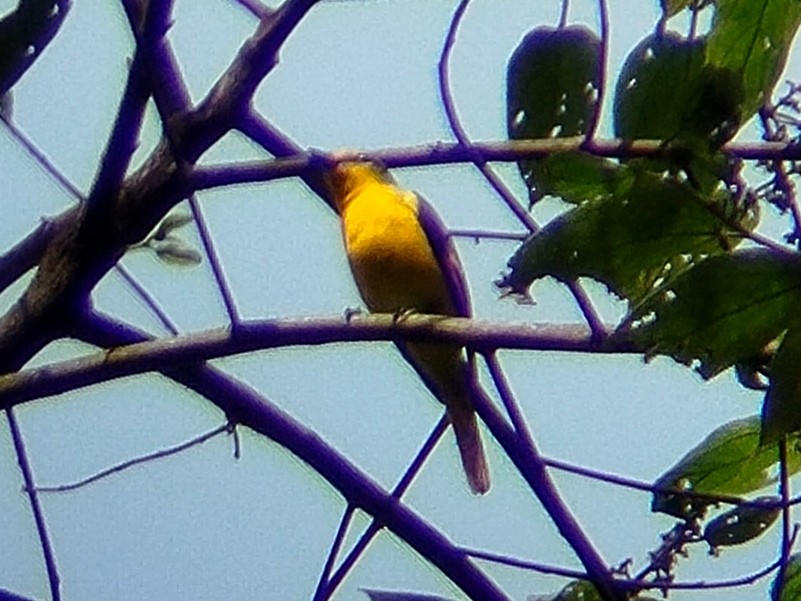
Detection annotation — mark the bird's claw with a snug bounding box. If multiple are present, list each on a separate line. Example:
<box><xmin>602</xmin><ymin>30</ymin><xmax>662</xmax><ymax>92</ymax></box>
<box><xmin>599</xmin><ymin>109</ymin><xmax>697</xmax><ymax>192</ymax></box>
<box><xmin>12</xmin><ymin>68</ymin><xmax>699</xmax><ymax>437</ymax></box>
<box><xmin>343</xmin><ymin>306</ymin><xmax>364</xmax><ymax>323</ymax></box>
<box><xmin>392</xmin><ymin>307</ymin><xmax>417</xmax><ymax>324</ymax></box>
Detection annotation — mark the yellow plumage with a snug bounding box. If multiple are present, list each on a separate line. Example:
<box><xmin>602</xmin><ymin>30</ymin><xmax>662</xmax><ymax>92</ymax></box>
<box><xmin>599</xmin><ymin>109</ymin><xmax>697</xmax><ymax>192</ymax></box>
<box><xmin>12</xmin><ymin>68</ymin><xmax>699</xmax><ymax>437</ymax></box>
<box><xmin>328</xmin><ymin>161</ymin><xmax>490</xmax><ymax>494</ymax></box>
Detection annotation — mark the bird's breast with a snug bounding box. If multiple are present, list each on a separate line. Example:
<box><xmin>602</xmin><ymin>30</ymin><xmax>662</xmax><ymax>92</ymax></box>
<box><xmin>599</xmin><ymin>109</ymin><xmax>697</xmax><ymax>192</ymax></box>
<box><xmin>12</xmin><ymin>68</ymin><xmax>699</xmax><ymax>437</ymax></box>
<box><xmin>342</xmin><ymin>197</ymin><xmax>452</xmax><ymax>314</ymax></box>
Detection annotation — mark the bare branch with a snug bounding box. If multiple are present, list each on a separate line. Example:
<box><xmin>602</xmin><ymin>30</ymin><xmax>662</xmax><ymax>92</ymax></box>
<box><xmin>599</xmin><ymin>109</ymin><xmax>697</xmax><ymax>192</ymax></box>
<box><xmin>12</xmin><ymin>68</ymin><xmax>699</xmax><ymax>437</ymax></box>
<box><xmin>0</xmin><ymin>0</ymin><xmax>322</xmax><ymax>372</ymax></box>
<box><xmin>34</xmin><ymin>423</ymin><xmax>229</xmax><ymax>493</ymax></box>
<box><xmin>72</xmin><ymin>312</ymin><xmax>512</xmax><ymax>601</ymax></box>
<box><xmin>188</xmin><ymin>137</ymin><xmax>801</xmax><ymax>192</ymax></box>
<box><xmin>0</xmin><ymin>314</ymin><xmax>623</xmax><ymax>412</ymax></box>
<box><xmin>6</xmin><ymin>411</ymin><xmax>60</xmax><ymax>600</ymax></box>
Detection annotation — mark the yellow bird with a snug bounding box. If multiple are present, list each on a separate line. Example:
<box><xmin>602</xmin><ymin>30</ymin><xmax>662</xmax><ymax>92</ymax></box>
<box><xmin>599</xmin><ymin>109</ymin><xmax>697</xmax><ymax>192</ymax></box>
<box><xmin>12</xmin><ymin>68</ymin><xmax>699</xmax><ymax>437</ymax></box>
<box><xmin>327</xmin><ymin>160</ymin><xmax>490</xmax><ymax>494</ymax></box>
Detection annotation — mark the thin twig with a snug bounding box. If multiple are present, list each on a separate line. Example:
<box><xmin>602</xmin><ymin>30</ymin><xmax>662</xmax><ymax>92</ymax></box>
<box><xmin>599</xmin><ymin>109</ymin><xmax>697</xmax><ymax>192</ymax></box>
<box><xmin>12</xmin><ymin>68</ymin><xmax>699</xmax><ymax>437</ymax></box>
<box><xmin>467</xmin><ymin>545</ymin><xmax>783</xmax><ymax>591</ymax></box>
<box><xmin>120</xmin><ymin>0</ymin><xmax>242</xmax><ymax>327</ymax></box>
<box><xmin>188</xmin><ymin>197</ymin><xmax>242</xmax><ymax>325</ymax></box>
<box><xmin>34</xmin><ymin>424</ymin><xmax>229</xmax><ymax>493</ymax></box>
<box><xmin>115</xmin><ymin>263</ymin><xmax>180</xmax><ymax>335</ymax></box>
<box><xmin>317</xmin><ymin>417</ymin><xmax>450</xmax><ymax>600</ymax></box>
<box><xmin>544</xmin><ymin>455</ymin><xmax>794</xmax><ymax>510</ymax></box>
<box><xmin>236</xmin><ymin>109</ymin><xmax>332</xmax><ymax>206</ymax></box>
<box><xmin>582</xmin><ymin>0</ymin><xmax>608</xmax><ymax>142</ymax></box>
<box><xmin>312</xmin><ymin>505</ymin><xmax>356</xmax><ymax>601</ymax></box>
<box><xmin>467</xmin><ymin>547</ymin><xmax>588</xmax><ymax>580</ymax></box>
<box><xmin>563</xmin><ymin>0</ymin><xmax>610</xmax><ymax>338</ymax></box>
<box><xmin>484</xmin><ymin>353</ymin><xmax>532</xmax><ymax>444</ymax></box>
<box><xmin>189</xmin><ymin>138</ymin><xmax>801</xmax><ymax>192</ymax></box>
<box><xmin>73</xmin><ymin>311</ymin><xmax>511</xmax><ymax>600</ymax></box>
<box><xmin>438</xmin><ymin>0</ymin><xmax>607</xmax><ymax>341</ymax></box>
<box><xmin>775</xmin><ymin>439</ymin><xmax>792</xmax><ymax>596</ymax></box>
<box><xmin>689</xmin><ymin>1</ymin><xmax>700</xmax><ymax>39</ymax></box>
<box><xmin>565</xmin><ymin>281</ymin><xmax>607</xmax><ymax>341</ymax></box>
<box><xmin>230</xmin><ymin>0</ymin><xmax>275</xmax><ymax>20</ymax></box>
<box><xmin>319</xmin><ymin>524</ymin><xmax>379</xmax><ymax>601</ymax></box>
<box><xmin>7</xmin><ymin>409</ymin><xmax>60</xmax><ymax>600</ymax></box>
<box><xmin>437</xmin><ymin>0</ymin><xmax>539</xmax><ymax>233</ymax></box>
<box><xmin>476</xmin><ymin>355</ymin><xmax>625</xmax><ymax>600</ymax></box>
<box><xmin>449</xmin><ymin>229</ymin><xmax>527</xmax><ymax>242</ymax></box>
<box><xmin>558</xmin><ymin>0</ymin><xmax>569</xmax><ymax>28</ymax></box>
<box><xmin>0</xmin><ymin>114</ymin><xmax>85</xmax><ymax>200</ymax></box>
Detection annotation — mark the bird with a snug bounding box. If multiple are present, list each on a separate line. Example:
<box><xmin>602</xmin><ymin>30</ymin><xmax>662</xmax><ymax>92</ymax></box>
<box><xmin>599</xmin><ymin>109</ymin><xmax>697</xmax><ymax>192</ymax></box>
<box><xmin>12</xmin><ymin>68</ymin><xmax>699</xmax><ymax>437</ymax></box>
<box><xmin>326</xmin><ymin>159</ymin><xmax>490</xmax><ymax>494</ymax></box>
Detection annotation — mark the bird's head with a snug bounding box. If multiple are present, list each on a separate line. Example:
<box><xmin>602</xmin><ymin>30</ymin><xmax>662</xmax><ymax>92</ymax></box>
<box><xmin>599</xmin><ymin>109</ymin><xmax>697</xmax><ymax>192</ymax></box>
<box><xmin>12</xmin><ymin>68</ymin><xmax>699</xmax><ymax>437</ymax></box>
<box><xmin>325</xmin><ymin>157</ymin><xmax>395</xmax><ymax>213</ymax></box>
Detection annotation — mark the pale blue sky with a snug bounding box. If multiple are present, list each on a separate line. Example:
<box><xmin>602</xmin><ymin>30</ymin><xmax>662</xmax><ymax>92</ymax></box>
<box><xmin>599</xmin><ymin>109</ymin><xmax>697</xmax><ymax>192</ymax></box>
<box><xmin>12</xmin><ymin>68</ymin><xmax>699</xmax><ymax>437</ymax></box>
<box><xmin>0</xmin><ymin>1</ymin><xmax>798</xmax><ymax>600</ymax></box>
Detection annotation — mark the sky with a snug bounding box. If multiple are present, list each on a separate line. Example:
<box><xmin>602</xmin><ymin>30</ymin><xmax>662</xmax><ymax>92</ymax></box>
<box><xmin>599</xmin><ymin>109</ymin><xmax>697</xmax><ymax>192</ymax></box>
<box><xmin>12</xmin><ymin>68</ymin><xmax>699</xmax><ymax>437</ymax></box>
<box><xmin>0</xmin><ymin>1</ymin><xmax>799</xmax><ymax>600</ymax></box>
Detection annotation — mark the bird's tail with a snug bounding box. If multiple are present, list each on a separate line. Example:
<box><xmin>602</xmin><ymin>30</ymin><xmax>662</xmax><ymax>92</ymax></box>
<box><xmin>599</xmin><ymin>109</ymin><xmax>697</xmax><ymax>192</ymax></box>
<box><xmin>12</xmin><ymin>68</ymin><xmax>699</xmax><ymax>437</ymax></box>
<box><xmin>399</xmin><ymin>341</ymin><xmax>491</xmax><ymax>494</ymax></box>
<box><xmin>448</xmin><ymin>400</ymin><xmax>490</xmax><ymax>495</ymax></box>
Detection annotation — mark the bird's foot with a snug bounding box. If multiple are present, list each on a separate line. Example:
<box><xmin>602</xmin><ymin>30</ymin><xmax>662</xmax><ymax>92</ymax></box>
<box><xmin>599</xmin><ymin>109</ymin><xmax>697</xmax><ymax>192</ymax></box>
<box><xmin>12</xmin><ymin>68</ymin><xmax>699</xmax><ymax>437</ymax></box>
<box><xmin>343</xmin><ymin>306</ymin><xmax>364</xmax><ymax>323</ymax></box>
<box><xmin>392</xmin><ymin>307</ymin><xmax>418</xmax><ymax>324</ymax></box>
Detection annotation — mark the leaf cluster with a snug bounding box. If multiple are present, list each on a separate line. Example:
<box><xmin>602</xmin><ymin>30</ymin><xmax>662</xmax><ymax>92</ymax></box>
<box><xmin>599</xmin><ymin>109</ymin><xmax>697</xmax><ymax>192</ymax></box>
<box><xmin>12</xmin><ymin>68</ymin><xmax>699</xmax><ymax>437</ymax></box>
<box><xmin>501</xmin><ymin>2</ymin><xmax>801</xmax><ymax>596</ymax></box>
<box><xmin>503</xmin><ymin>1</ymin><xmax>801</xmax><ymax>450</ymax></box>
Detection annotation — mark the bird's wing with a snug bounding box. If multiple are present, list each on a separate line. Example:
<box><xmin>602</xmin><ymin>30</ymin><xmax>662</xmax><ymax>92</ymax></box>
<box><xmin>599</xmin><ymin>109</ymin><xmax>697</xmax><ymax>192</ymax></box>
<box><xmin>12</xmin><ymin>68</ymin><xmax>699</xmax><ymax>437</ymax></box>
<box><xmin>411</xmin><ymin>193</ymin><xmax>471</xmax><ymax>318</ymax></box>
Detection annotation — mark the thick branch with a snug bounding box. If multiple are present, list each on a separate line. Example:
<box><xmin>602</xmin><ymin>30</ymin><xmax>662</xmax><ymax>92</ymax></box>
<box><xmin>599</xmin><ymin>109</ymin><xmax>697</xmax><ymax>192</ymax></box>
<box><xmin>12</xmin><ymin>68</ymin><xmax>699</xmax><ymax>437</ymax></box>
<box><xmin>0</xmin><ymin>0</ymin><xmax>321</xmax><ymax>372</ymax></box>
<box><xmin>0</xmin><ymin>314</ymin><xmax>628</xmax><ymax>411</ymax></box>
<box><xmin>71</xmin><ymin>312</ymin><xmax>511</xmax><ymax>601</ymax></box>
<box><xmin>189</xmin><ymin>137</ymin><xmax>801</xmax><ymax>191</ymax></box>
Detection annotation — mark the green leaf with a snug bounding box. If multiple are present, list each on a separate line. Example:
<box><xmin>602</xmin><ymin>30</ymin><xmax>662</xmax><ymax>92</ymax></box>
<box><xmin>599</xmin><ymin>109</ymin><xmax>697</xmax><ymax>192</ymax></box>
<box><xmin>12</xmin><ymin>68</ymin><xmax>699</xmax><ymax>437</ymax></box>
<box><xmin>150</xmin><ymin>211</ymin><xmax>194</xmax><ymax>242</ymax></box>
<box><xmin>652</xmin><ymin>417</ymin><xmax>801</xmax><ymax>519</ymax></box>
<box><xmin>615</xmin><ymin>33</ymin><xmax>702</xmax><ymax>140</ymax></box>
<box><xmin>507</xmin><ymin>25</ymin><xmax>601</xmax><ymax>140</ymax></box>
<box><xmin>499</xmin><ymin>169</ymin><xmax>742</xmax><ymax>303</ymax></box>
<box><xmin>613</xmin><ymin>30</ymin><xmax>744</xmax><ymax>218</ymax></box>
<box><xmin>0</xmin><ymin>4</ymin><xmax>66</xmax><ymax>93</ymax></box>
<box><xmin>553</xmin><ymin>580</ymin><xmax>602</xmax><ymax>601</ymax></box>
<box><xmin>761</xmin><ymin>327</ymin><xmax>801</xmax><ymax>444</ymax></box>
<box><xmin>615</xmin><ymin>31</ymin><xmax>744</xmax><ymax>150</ymax></box>
<box><xmin>707</xmin><ymin>0</ymin><xmax>801</xmax><ymax>117</ymax></box>
<box><xmin>734</xmin><ymin>344</ymin><xmax>774</xmax><ymax>391</ymax></box>
<box><xmin>663</xmin><ymin>136</ymin><xmax>742</xmax><ymax>196</ymax></box>
<box><xmin>524</xmin><ymin>152</ymin><xmax>631</xmax><ymax>206</ymax></box>
<box><xmin>153</xmin><ymin>239</ymin><xmax>202</xmax><ymax>267</ymax></box>
<box><xmin>772</xmin><ymin>553</ymin><xmax>801</xmax><ymax>601</ymax></box>
<box><xmin>703</xmin><ymin>496</ymin><xmax>780</xmax><ymax>549</ymax></box>
<box><xmin>629</xmin><ymin>249</ymin><xmax>801</xmax><ymax>379</ymax></box>
<box><xmin>507</xmin><ymin>25</ymin><xmax>601</xmax><ymax>202</ymax></box>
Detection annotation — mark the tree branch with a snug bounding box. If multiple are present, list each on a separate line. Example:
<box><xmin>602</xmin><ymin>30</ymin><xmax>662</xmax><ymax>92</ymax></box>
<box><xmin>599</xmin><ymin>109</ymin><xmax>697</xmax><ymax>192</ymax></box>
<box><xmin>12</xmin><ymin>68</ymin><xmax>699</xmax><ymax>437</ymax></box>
<box><xmin>70</xmin><ymin>311</ymin><xmax>512</xmax><ymax>601</ymax></box>
<box><xmin>0</xmin><ymin>313</ymin><xmax>627</xmax><ymax>412</ymax></box>
<box><xmin>188</xmin><ymin>137</ymin><xmax>801</xmax><ymax>192</ymax></box>
<box><xmin>0</xmin><ymin>0</ymin><xmax>322</xmax><ymax>372</ymax></box>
